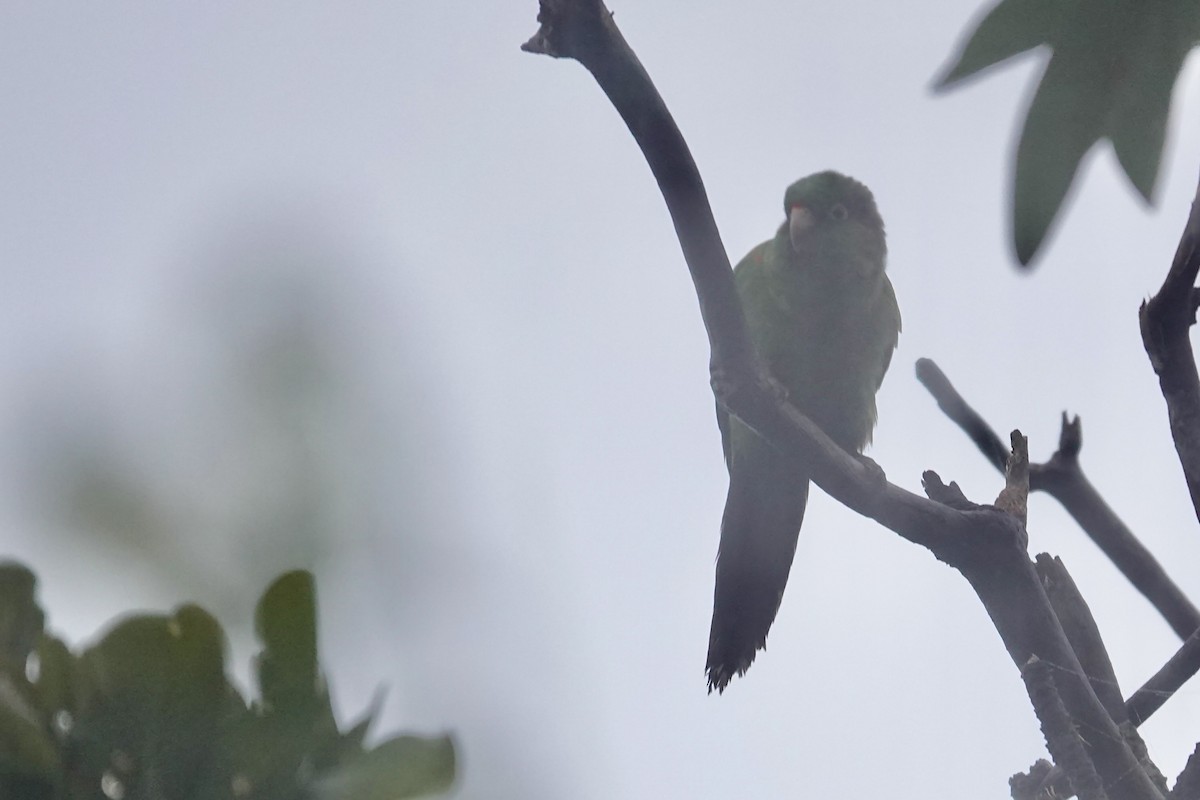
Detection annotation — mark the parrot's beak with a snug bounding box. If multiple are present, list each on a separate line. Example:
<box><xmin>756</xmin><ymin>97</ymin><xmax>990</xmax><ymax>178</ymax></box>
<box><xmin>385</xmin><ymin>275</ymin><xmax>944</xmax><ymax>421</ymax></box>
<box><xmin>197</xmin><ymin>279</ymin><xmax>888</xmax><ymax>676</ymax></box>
<box><xmin>788</xmin><ymin>204</ymin><xmax>815</xmax><ymax>251</ymax></box>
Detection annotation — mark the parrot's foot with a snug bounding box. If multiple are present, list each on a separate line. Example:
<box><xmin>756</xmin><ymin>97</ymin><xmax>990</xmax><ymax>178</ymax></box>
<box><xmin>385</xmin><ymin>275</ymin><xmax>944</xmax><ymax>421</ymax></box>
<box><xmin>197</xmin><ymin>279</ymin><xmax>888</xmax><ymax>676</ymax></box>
<box><xmin>922</xmin><ymin>471</ymin><xmax>985</xmax><ymax>511</ymax></box>
<box><xmin>709</xmin><ymin>363</ymin><xmax>733</xmax><ymax>402</ymax></box>
<box><xmin>710</xmin><ymin>364</ymin><xmax>789</xmax><ymax>408</ymax></box>
<box><xmin>764</xmin><ymin>373</ymin><xmax>790</xmax><ymax>404</ymax></box>
<box><xmin>855</xmin><ymin>454</ymin><xmax>887</xmax><ymax>491</ymax></box>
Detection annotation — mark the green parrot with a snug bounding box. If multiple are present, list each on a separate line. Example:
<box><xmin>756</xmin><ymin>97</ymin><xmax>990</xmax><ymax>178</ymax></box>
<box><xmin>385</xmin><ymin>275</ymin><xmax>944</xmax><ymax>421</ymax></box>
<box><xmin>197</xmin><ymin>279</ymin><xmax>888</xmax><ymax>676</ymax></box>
<box><xmin>706</xmin><ymin>171</ymin><xmax>900</xmax><ymax>693</ymax></box>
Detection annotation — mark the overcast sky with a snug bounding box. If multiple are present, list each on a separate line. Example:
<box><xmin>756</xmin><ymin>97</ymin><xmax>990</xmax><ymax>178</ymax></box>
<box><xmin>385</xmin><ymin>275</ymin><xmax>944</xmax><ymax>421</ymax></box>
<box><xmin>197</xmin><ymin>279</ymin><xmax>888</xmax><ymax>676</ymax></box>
<box><xmin>4</xmin><ymin>2</ymin><xmax>1200</xmax><ymax>798</ymax></box>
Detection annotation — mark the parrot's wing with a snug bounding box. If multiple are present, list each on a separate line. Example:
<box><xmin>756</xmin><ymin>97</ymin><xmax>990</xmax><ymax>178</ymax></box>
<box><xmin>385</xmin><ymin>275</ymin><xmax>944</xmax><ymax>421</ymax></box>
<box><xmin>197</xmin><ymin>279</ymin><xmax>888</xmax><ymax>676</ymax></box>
<box><xmin>715</xmin><ymin>241</ymin><xmax>772</xmax><ymax>471</ymax></box>
<box><xmin>874</xmin><ymin>276</ymin><xmax>902</xmax><ymax>391</ymax></box>
<box><xmin>878</xmin><ymin>338</ymin><xmax>895</xmax><ymax>389</ymax></box>
<box><xmin>716</xmin><ymin>402</ymin><xmax>732</xmax><ymax>468</ymax></box>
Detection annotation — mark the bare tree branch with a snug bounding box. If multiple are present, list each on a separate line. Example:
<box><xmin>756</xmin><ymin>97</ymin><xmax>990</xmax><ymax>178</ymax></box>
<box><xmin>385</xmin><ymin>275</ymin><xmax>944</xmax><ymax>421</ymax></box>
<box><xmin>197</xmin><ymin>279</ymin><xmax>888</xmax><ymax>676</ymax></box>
<box><xmin>917</xmin><ymin>358</ymin><xmax>1200</xmax><ymax>641</ymax></box>
<box><xmin>1024</xmin><ymin>558</ymin><xmax>1166</xmax><ymax>799</ymax></box>
<box><xmin>1173</xmin><ymin>743</ymin><xmax>1200</xmax><ymax>800</ymax></box>
<box><xmin>1139</xmin><ymin>169</ymin><xmax>1200</xmax><ymax>532</ymax></box>
<box><xmin>1022</xmin><ymin>656</ymin><xmax>1110</xmax><ymax>800</ymax></box>
<box><xmin>1123</xmin><ymin>726</ymin><xmax>1170</xmax><ymax>798</ymax></box>
<box><xmin>1011</xmin><ymin>759</ymin><xmax>1056</xmax><ymax>800</ymax></box>
<box><xmin>1036</xmin><ymin>555</ymin><xmax>1128</xmax><ymax>724</ymax></box>
<box><xmin>997</xmin><ymin>431</ymin><xmax>1030</xmax><ymax>525</ymax></box>
<box><xmin>1126</xmin><ymin>626</ymin><xmax>1200</xmax><ymax>727</ymax></box>
<box><xmin>1012</xmin><ymin>759</ymin><xmax>1055</xmax><ymax>800</ymax></box>
<box><xmin>523</xmin><ymin>3</ymin><xmax>1162</xmax><ymax>797</ymax></box>
<box><xmin>1011</xmin><ymin>571</ymin><xmax>1200</xmax><ymax>800</ymax></box>
<box><xmin>922</xmin><ymin>356</ymin><xmax>1200</xmax><ymax>793</ymax></box>
<box><xmin>917</xmin><ymin>356</ymin><xmax>1012</xmax><ymax>468</ymax></box>
<box><xmin>522</xmin><ymin>0</ymin><xmax>757</xmax><ymax>394</ymax></box>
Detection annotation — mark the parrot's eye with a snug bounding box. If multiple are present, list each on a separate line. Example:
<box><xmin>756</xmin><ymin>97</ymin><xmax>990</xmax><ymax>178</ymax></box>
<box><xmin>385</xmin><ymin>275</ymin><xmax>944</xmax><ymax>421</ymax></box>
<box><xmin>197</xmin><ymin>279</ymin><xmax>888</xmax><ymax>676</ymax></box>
<box><xmin>829</xmin><ymin>203</ymin><xmax>849</xmax><ymax>221</ymax></box>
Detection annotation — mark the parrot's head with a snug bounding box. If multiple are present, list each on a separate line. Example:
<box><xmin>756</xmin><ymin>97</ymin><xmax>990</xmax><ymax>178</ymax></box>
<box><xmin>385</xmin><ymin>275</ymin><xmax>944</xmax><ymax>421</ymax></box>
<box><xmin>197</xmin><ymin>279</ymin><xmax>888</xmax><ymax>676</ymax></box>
<box><xmin>780</xmin><ymin>171</ymin><xmax>886</xmax><ymax>279</ymax></box>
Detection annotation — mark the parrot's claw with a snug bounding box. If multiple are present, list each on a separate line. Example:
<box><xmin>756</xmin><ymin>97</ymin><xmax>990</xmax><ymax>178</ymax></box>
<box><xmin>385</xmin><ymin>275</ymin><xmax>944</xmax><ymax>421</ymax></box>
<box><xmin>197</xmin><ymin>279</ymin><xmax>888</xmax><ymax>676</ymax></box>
<box><xmin>709</xmin><ymin>362</ymin><xmax>735</xmax><ymax>401</ymax></box>
<box><xmin>856</xmin><ymin>454</ymin><xmax>887</xmax><ymax>491</ymax></box>
<box><xmin>764</xmin><ymin>373</ymin><xmax>790</xmax><ymax>404</ymax></box>
<box><xmin>710</xmin><ymin>364</ymin><xmax>789</xmax><ymax>412</ymax></box>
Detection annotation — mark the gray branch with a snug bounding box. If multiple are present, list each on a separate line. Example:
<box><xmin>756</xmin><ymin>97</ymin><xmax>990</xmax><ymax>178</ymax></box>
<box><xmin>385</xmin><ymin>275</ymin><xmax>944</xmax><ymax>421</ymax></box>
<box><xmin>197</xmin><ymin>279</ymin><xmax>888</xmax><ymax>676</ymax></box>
<box><xmin>1140</xmin><ymin>168</ymin><xmax>1200</xmax><ymax>535</ymax></box>
<box><xmin>917</xmin><ymin>358</ymin><xmax>1200</xmax><ymax>641</ymax></box>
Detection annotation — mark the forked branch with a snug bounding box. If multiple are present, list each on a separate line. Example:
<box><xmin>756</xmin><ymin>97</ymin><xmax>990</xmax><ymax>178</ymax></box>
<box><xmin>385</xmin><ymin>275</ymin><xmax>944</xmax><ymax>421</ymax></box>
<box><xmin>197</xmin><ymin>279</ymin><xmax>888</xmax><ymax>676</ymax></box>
<box><xmin>917</xmin><ymin>358</ymin><xmax>1200</xmax><ymax>641</ymax></box>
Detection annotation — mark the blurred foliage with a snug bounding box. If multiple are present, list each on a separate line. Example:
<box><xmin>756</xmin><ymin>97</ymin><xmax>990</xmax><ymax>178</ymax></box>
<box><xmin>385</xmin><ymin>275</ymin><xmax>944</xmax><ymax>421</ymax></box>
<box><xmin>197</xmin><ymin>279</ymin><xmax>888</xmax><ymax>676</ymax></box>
<box><xmin>0</xmin><ymin>562</ymin><xmax>455</xmax><ymax>800</ymax></box>
<box><xmin>937</xmin><ymin>0</ymin><xmax>1200</xmax><ymax>266</ymax></box>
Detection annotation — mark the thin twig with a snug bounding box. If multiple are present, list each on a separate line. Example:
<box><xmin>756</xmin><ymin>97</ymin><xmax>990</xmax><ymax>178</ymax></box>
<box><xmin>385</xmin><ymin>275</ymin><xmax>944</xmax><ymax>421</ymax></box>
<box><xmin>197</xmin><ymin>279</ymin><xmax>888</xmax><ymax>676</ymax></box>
<box><xmin>1126</xmin><ymin>626</ymin><xmax>1200</xmax><ymax>727</ymax></box>
<box><xmin>917</xmin><ymin>358</ymin><xmax>1200</xmax><ymax>641</ymax></box>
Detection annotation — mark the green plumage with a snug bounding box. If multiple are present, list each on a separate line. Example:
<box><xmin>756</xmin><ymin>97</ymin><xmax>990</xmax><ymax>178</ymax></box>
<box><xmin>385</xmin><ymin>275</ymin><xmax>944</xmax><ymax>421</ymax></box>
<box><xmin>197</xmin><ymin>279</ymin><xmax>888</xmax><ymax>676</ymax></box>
<box><xmin>706</xmin><ymin>171</ymin><xmax>901</xmax><ymax>693</ymax></box>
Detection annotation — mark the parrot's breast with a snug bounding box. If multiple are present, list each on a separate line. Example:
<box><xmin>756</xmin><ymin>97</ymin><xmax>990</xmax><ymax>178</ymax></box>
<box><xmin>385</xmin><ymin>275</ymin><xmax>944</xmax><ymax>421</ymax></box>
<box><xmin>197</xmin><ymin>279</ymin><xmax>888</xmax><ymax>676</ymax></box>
<box><xmin>734</xmin><ymin>238</ymin><xmax>896</xmax><ymax>454</ymax></box>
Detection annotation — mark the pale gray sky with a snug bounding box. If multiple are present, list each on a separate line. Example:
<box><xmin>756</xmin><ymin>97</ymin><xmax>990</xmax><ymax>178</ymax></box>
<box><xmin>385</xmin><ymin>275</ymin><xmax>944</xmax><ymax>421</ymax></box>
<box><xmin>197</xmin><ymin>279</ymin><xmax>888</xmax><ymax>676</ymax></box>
<box><xmin>4</xmin><ymin>2</ymin><xmax>1200</xmax><ymax>798</ymax></box>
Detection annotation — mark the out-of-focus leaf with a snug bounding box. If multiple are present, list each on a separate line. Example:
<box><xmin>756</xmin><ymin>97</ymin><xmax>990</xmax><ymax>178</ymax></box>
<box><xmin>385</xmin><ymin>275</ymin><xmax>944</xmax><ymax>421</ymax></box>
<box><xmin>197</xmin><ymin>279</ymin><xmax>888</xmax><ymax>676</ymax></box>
<box><xmin>231</xmin><ymin>571</ymin><xmax>344</xmax><ymax>798</ymax></box>
<box><xmin>30</xmin><ymin>635</ymin><xmax>75</xmax><ymax>729</ymax></box>
<box><xmin>74</xmin><ymin>606</ymin><xmax>232</xmax><ymax>798</ymax></box>
<box><xmin>221</xmin><ymin>704</ymin><xmax>335</xmax><ymax>800</ymax></box>
<box><xmin>1106</xmin><ymin>10</ymin><xmax>1194</xmax><ymax>201</ymax></box>
<box><xmin>1011</xmin><ymin>39</ymin><xmax>1109</xmax><ymax>265</ymax></box>
<box><xmin>0</xmin><ymin>562</ymin><xmax>44</xmax><ymax>673</ymax></box>
<box><xmin>0</xmin><ymin>775</ymin><xmax>54</xmax><ymax>800</ymax></box>
<box><xmin>169</xmin><ymin>605</ymin><xmax>229</xmax><ymax>710</ymax></box>
<box><xmin>256</xmin><ymin>570</ymin><xmax>319</xmax><ymax>712</ymax></box>
<box><xmin>340</xmin><ymin>686</ymin><xmax>387</xmax><ymax>753</ymax></box>
<box><xmin>0</xmin><ymin>564</ymin><xmax>58</xmax><ymax>791</ymax></box>
<box><xmin>0</xmin><ymin>674</ymin><xmax>59</xmax><ymax>778</ymax></box>
<box><xmin>935</xmin><ymin>0</ymin><xmax>1061</xmax><ymax>85</ymax></box>
<box><xmin>0</xmin><ymin>564</ymin><xmax>453</xmax><ymax>800</ymax></box>
<box><xmin>164</xmin><ymin>604</ymin><xmax>233</xmax><ymax>795</ymax></box>
<box><xmin>937</xmin><ymin>0</ymin><xmax>1200</xmax><ymax>265</ymax></box>
<box><xmin>309</xmin><ymin>734</ymin><xmax>456</xmax><ymax>800</ymax></box>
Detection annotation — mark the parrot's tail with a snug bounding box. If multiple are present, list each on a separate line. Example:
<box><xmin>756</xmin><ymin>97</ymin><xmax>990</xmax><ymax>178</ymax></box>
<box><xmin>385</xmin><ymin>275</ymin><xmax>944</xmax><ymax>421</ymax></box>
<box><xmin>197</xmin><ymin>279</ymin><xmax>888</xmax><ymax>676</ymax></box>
<box><xmin>705</xmin><ymin>453</ymin><xmax>808</xmax><ymax>694</ymax></box>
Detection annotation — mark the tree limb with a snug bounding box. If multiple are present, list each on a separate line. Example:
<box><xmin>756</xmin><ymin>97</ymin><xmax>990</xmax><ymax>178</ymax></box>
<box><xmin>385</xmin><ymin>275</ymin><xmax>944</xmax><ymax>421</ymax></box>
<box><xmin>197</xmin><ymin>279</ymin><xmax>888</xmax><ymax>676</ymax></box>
<box><xmin>1172</xmin><ymin>743</ymin><xmax>1200</xmax><ymax>800</ymax></box>
<box><xmin>1022</xmin><ymin>655</ymin><xmax>1109</xmax><ymax>800</ymax></box>
<box><xmin>523</xmin><ymin>3</ymin><xmax>1162</xmax><ymax>797</ymax></box>
<box><xmin>1017</xmin><ymin>557</ymin><xmax>1166</xmax><ymax>799</ymax></box>
<box><xmin>917</xmin><ymin>358</ymin><xmax>1200</xmax><ymax>641</ymax></box>
<box><xmin>922</xmin><ymin>356</ymin><xmax>1200</xmax><ymax>793</ymax></box>
<box><xmin>1125</xmin><ymin>626</ymin><xmax>1200</xmax><ymax>727</ymax></box>
<box><xmin>1140</xmin><ymin>169</ymin><xmax>1200</xmax><ymax>533</ymax></box>
<box><xmin>1036</xmin><ymin>555</ymin><xmax>1128</xmax><ymax>725</ymax></box>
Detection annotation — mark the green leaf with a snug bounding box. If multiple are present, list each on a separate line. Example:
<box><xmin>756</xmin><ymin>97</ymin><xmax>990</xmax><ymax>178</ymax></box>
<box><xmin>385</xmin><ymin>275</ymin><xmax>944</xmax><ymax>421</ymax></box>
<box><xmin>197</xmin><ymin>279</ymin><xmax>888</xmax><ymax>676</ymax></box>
<box><xmin>0</xmin><ymin>562</ymin><xmax>44</xmax><ymax>673</ymax></box>
<box><xmin>936</xmin><ymin>0</ymin><xmax>1061</xmax><ymax>87</ymax></box>
<box><xmin>340</xmin><ymin>687</ymin><xmax>387</xmax><ymax>752</ymax></box>
<box><xmin>938</xmin><ymin>0</ymin><xmax>1200</xmax><ymax>265</ymax></box>
<box><xmin>220</xmin><ymin>697</ymin><xmax>340</xmax><ymax>800</ymax></box>
<box><xmin>0</xmin><ymin>567</ymin><xmax>453</xmax><ymax>800</ymax></box>
<box><xmin>229</xmin><ymin>571</ymin><xmax>345</xmax><ymax>798</ymax></box>
<box><xmin>0</xmin><ymin>675</ymin><xmax>59</xmax><ymax>778</ymax></box>
<box><xmin>1012</xmin><ymin>45</ymin><xmax>1108</xmax><ymax>264</ymax></box>
<box><xmin>256</xmin><ymin>570</ymin><xmax>319</xmax><ymax>713</ymax></box>
<box><xmin>309</xmin><ymin>734</ymin><xmax>456</xmax><ymax>800</ymax></box>
<box><xmin>73</xmin><ymin>606</ymin><xmax>232</xmax><ymax>798</ymax></box>
<box><xmin>30</xmin><ymin>634</ymin><xmax>75</xmax><ymax>728</ymax></box>
<box><xmin>1106</xmin><ymin>11</ymin><xmax>1194</xmax><ymax>201</ymax></box>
